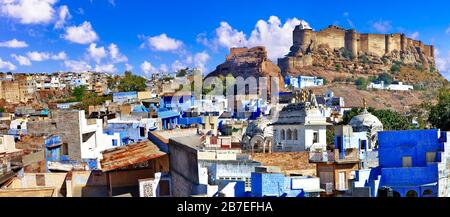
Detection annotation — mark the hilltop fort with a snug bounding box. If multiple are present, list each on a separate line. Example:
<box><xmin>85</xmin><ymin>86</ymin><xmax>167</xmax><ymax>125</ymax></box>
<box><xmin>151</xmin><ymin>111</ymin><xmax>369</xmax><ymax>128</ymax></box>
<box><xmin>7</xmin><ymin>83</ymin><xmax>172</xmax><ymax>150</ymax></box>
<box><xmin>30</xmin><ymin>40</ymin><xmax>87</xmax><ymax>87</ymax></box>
<box><xmin>278</xmin><ymin>24</ymin><xmax>436</xmax><ymax>75</ymax></box>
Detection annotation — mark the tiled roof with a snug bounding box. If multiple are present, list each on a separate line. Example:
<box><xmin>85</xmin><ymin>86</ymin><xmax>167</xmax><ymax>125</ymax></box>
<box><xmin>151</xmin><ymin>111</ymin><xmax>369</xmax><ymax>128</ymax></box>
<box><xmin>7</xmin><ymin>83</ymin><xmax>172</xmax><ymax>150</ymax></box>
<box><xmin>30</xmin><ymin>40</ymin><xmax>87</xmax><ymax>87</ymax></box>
<box><xmin>100</xmin><ymin>141</ymin><xmax>166</xmax><ymax>172</ymax></box>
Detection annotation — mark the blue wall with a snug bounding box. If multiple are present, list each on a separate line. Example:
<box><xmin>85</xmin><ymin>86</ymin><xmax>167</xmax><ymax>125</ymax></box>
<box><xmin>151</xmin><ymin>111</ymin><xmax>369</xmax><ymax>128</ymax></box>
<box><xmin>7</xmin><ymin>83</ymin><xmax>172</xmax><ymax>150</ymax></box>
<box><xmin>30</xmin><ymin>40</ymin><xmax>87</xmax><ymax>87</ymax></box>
<box><xmin>104</xmin><ymin>122</ymin><xmax>147</xmax><ymax>145</ymax></box>
<box><xmin>251</xmin><ymin>173</ymin><xmax>304</xmax><ymax>197</ymax></box>
<box><xmin>378</xmin><ymin>129</ymin><xmax>443</xmax><ymax>168</ymax></box>
<box><xmin>375</xmin><ymin>129</ymin><xmax>445</xmax><ymax>197</ymax></box>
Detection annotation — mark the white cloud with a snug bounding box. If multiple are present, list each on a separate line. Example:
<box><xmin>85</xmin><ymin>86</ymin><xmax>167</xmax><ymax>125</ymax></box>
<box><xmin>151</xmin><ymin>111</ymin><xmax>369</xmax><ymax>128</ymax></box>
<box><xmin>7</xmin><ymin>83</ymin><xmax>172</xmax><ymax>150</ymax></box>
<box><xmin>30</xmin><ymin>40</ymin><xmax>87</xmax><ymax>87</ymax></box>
<box><xmin>141</xmin><ymin>61</ymin><xmax>156</xmax><ymax>74</ymax></box>
<box><xmin>171</xmin><ymin>60</ymin><xmax>186</xmax><ymax>72</ymax></box>
<box><xmin>435</xmin><ymin>49</ymin><xmax>450</xmax><ymax>80</ymax></box>
<box><xmin>54</xmin><ymin>5</ymin><xmax>70</xmax><ymax>29</ymax></box>
<box><xmin>12</xmin><ymin>51</ymin><xmax>65</xmax><ymax>64</ymax></box>
<box><xmin>408</xmin><ymin>32</ymin><xmax>420</xmax><ymax>40</ymax></box>
<box><xmin>108</xmin><ymin>43</ymin><xmax>128</xmax><ymax>63</ymax></box>
<box><xmin>214</xmin><ymin>21</ymin><xmax>247</xmax><ymax>49</ymax></box>
<box><xmin>64</xmin><ymin>59</ymin><xmax>91</xmax><ymax>72</ymax></box>
<box><xmin>0</xmin><ymin>38</ymin><xmax>28</xmax><ymax>48</ymax></box>
<box><xmin>95</xmin><ymin>64</ymin><xmax>117</xmax><ymax>73</ymax></box>
<box><xmin>140</xmin><ymin>61</ymin><xmax>168</xmax><ymax>75</ymax></box>
<box><xmin>64</xmin><ymin>21</ymin><xmax>99</xmax><ymax>44</ymax></box>
<box><xmin>146</xmin><ymin>33</ymin><xmax>183</xmax><ymax>52</ymax></box>
<box><xmin>108</xmin><ymin>0</ymin><xmax>115</xmax><ymax>6</ymax></box>
<box><xmin>11</xmin><ymin>54</ymin><xmax>31</xmax><ymax>66</ymax></box>
<box><xmin>26</xmin><ymin>51</ymin><xmax>50</xmax><ymax>61</ymax></box>
<box><xmin>169</xmin><ymin>51</ymin><xmax>211</xmax><ymax>73</ymax></box>
<box><xmin>372</xmin><ymin>20</ymin><xmax>392</xmax><ymax>33</ymax></box>
<box><xmin>0</xmin><ymin>0</ymin><xmax>57</xmax><ymax>24</ymax></box>
<box><xmin>51</xmin><ymin>51</ymin><xmax>67</xmax><ymax>60</ymax></box>
<box><xmin>87</xmin><ymin>43</ymin><xmax>106</xmax><ymax>63</ymax></box>
<box><xmin>446</xmin><ymin>25</ymin><xmax>450</xmax><ymax>34</ymax></box>
<box><xmin>193</xmin><ymin>51</ymin><xmax>210</xmax><ymax>73</ymax></box>
<box><xmin>159</xmin><ymin>64</ymin><xmax>168</xmax><ymax>73</ymax></box>
<box><xmin>207</xmin><ymin>16</ymin><xmax>308</xmax><ymax>60</ymax></box>
<box><xmin>0</xmin><ymin>58</ymin><xmax>16</xmax><ymax>71</ymax></box>
<box><xmin>125</xmin><ymin>63</ymin><xmax>133</xmax><ymax>71</ymax></box>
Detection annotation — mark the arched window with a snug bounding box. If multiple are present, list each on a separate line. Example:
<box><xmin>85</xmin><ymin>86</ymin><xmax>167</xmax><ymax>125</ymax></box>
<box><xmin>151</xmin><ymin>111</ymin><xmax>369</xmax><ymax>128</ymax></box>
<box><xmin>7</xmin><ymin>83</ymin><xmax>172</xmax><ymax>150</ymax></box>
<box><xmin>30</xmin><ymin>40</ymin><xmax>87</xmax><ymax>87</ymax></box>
<box><xmin>422</xmin><ymin>189</ymin><xmax>433</xmax><ymax>197</ymax></box>
<box><xmin>406</xmin><ymin>190</ymin><xmax>418</xmax><ymax>197</ymax></box>
<box><xmin>293</xmin><ymin>129</ymin><xmax>298</xmax><ymax>140</ymax></box>
<box><xmin>287</xmin><ymin>129</ymin><xmax>292</xmax><ymax>140</ymax></box>
<box><xmin>280</xmin><ymin>129</ymin><xmax>285</xmax><ymax>140</ymax></box>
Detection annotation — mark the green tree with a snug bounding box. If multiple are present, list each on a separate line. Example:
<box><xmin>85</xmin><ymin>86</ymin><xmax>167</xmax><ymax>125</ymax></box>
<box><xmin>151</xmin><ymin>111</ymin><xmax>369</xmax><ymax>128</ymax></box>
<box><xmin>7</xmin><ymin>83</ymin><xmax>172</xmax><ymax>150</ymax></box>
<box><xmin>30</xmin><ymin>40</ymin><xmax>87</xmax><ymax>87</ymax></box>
<box><xmin>72</xmin><ymin>85</ymin><xmax>87</xmax><ymax>101</ymax></box>
<box><xmin>0</xmin><ymin>107</ymin><xmax>5</xmax><ymax>113</ymax></box>
<box><xmin>428</xmin><ymin>88</ymin><xmax>450</xmax><ymax>131</ymax></box>
<box><xmin>107</xmin><ymin>75</ymin><xmax>121</xmax><ymax>91</ymax></box>
<box><xmin>326</xmin><ymin>126</ymin><xmax>335</xmax><ymax>147</ymax></box>
<box><xmin>372</xmin><ymin>109</ymin><xmax>411</xmax><ymax>130</ymax></box>
<box><xmin>176</xmin><ymin>68</ymin><xmax>189</xmax><ymax>77</ymax></box>
<box><xmin>118</xmin><ymin>71</ymin><xmax>147</xmax><ymax>92</ymax></box>
<box><xmin>376</xmin><ymin>73</ymin><xmax>393</xmax><ymax>85</ymax></box>
<box><xmin>355</xmin><ymin>77</ymin><xmax>367</xmax><ymax>90</ymax></box>
<box><xmin>342</xmin><ymin>107</ymin><xmax>412</xmax><ymax>130</ymax></box>
<box><xmin>73</xmin><ymin>92</ymin><xmax>112</xmax><ymax>113</ymax></box>
<box><xmin>390</xmin><ymin>64</ymin><xmax>401</xmax><ymax>73</ymax></box>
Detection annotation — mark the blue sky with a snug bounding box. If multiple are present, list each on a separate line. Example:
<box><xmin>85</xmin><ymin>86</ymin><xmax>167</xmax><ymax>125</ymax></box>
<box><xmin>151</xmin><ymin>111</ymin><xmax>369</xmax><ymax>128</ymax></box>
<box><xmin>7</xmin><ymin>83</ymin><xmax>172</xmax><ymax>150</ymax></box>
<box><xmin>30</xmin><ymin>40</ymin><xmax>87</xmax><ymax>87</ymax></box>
<box><xmin>0</xmin><ymin>0</ymin><xmax>449</xmax><ymax>80</ymax></box>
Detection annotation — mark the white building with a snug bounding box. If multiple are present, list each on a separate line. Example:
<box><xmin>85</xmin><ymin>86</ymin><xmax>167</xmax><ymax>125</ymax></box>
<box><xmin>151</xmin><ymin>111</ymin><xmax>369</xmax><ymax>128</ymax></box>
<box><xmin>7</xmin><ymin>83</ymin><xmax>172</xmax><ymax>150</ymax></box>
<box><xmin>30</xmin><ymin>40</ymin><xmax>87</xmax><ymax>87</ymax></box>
<box><xmin>271</xmin><ymin>101</ymin><xmax>330</xmax><ymax>152</ymax></box>
<box><xmin>285</xmin><ymin>75</ymin><xmax>324</xmax><ymax>89</ymax></box>
<box><xmin>367</xmin><ymin>81</ymin><xmax>413</xmax><ymax>91</ymax></box>
<box><xmin>76</xmin><ymin>112</ymin><xmax>122</xmax><ymax>167</ymax></box>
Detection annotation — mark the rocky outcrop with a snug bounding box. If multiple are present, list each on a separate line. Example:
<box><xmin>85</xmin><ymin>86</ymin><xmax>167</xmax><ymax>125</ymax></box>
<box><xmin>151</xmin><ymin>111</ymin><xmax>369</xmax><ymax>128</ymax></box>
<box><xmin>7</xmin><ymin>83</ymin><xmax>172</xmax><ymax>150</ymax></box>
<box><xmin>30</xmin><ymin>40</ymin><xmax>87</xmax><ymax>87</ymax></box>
<box><xmin>280</xmin><ymin>43</ymin><xmax>436</xmax><ymax>76</ymax></box>
<box><xmin>206</xmin><ymin>46</ymin><xmax>284</xmax><ymax>86</ymax></box>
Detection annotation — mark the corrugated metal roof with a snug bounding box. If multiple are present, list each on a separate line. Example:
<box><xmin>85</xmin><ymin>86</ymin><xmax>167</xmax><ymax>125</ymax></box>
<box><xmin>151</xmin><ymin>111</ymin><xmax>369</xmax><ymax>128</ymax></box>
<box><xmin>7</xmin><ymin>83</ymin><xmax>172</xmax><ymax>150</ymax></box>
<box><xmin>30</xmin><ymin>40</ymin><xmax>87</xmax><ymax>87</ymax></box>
<box><xmin>158</xmin><ymin>110</ymin><xmax>179</xmax><ymax>119</ymax></box>
<box><xmin>100</xmin><ymin>141</ymin><xmax>166</xmax><ymax>172</ymax></box>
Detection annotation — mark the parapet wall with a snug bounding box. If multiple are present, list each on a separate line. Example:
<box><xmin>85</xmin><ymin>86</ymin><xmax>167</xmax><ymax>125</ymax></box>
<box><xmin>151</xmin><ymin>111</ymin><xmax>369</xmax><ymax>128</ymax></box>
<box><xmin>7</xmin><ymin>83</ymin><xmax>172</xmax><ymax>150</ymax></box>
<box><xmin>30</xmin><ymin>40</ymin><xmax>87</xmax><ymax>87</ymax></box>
<box><xmin>293</xmin><ymin>25</ymin><xmax>434</xmax><ymax>58</ymax></box>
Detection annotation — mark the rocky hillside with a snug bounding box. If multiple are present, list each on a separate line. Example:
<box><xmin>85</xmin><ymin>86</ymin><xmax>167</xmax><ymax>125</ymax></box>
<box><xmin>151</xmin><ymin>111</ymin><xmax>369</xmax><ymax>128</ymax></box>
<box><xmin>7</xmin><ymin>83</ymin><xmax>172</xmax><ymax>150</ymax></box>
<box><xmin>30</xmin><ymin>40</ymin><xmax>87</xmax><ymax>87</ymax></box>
<box><xmin>206</xmin><ymin>46</ymin><xmax>285</xmax><ymax>87</ymax></box>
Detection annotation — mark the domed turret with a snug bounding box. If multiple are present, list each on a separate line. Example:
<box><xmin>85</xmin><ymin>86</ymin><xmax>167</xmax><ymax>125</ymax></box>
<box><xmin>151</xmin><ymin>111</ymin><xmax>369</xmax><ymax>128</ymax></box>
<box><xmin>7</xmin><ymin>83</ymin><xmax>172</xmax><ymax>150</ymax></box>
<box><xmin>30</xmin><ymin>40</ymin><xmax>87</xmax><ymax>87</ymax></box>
<box><xmin>349</xmin><ymin>99</ymin><xmax>384</xmax><ymax>149</ymax></box>
<box><xmin>349</xmin><ymin>109</ymin><xmax>383</xmax><ymax>133</ymax></box>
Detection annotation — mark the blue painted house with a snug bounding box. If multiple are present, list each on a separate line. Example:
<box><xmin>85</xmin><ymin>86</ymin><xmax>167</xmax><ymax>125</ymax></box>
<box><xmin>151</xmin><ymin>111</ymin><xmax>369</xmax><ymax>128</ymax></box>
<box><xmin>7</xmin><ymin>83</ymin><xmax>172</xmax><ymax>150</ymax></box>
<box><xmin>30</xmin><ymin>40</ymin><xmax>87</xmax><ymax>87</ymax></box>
<box><xmin>157</xmin><ymin>109</ymin><xmax>180</xmax><ymax>130</ymax></box>
<box><xmin>160</xmin><ymin>95</ymin><xmax>195</xmax><ymax>111</ymax></box>
<box><xmin>250</xmin><ymin>167</ymin><xmax>322</xmax><ymax>197</ymax></box>
<box><xmin>285</xmin><ymin>76</ymin><xmax>324</xmax><ymax>89</ymax></box>
<box><xmin>353</xmin><ymin>129</ymin><xmax>449</xmax><ymax>197</ymax></box>
<box><xmin>104</xmin><ymin>121</ymin><xmax>148</xmax><ymax>145</ymax></box>
<box><xmin>45</xmin><ymin>135</ymin><xmax>68</xmax><ymax>172</ymax></box>
<box><xmin>112</xmin><ymin>91</ymin><xmax>138</xmax><ymax>104</ymax></box>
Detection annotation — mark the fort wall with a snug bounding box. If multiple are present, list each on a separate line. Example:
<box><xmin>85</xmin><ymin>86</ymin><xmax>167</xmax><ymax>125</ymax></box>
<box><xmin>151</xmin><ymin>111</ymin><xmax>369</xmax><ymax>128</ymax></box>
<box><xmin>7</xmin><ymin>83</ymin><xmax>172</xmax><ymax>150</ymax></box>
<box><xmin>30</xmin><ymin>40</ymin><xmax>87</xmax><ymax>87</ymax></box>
<box><xmin>292</xmin><ymin>25</ymin><xmax>434</xmax><ymax>59</ymax></box>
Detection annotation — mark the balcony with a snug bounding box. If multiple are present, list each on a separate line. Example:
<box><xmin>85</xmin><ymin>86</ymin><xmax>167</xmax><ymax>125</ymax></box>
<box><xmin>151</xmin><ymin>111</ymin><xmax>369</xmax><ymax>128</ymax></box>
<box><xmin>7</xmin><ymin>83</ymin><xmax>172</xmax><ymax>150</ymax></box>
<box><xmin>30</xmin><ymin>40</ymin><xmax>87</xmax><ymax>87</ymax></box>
<box><xmin>309</xmin><ymin>149</ymin><xmax>359</xmax><ymax>163</ymax></box>
<box><xmin>309</xmin><ymin>151</ymin><xmax>335</xmax><ymax>163</ymax></box>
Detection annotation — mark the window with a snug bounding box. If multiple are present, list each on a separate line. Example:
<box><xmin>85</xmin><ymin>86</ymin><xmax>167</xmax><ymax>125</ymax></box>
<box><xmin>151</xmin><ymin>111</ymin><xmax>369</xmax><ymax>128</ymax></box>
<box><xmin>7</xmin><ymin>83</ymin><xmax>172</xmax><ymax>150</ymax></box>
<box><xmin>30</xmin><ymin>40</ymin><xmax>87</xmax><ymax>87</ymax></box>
<box><xmin>338</xmin><ymin>172</ymin><xmax>346</xmax><ymax>190</ymax></box>
<box><xmin>406</xmin><ymin>190</ymin><xmax>418</xmax><ymax>197</ymax></box>
<box><xmin>36</xmin><ymin>174</ymin><xmax>45</xmax><ymax>186</ymax></box>
<box><xmin>245</xmin><ymin>177</ymin><xmax>251</xmax><ymax>188</ymax></box>
<box><xmin>158</xmin><ymin>180</ymin><xmax>171</xmax><ymax>196</ymax></box>
<box><xmin>287</xmin><ymin>129</ymin><xmax>292</xmax><ymax>140</ymax></box>
<box><xmin>402</xmin><ymin>156</ymin><xmax>412</xmax><ymax>167</ymax></box>
<box><xmin>112</xmin><ymin>139</ymin><xmax>118</xmax><ymax>147</ymax></box>
<box><xmin>293</xmin><ymin>129</ymin><xmax>298</xmax><ymax>140</ymax></box>
<box><xmin>422</xmin><ymin>189</ymin><xmax>433</xmax><ymax>197</ymax></box>
<box><xmin>360</xmin><ymin>140</ymin><xmax>366</xmax><ymax>150</ymax></box>
<box><xmin>61</xmin><ymin>143</ymin><xmax>69</xmax><ymax>156</ymax></box>
<box><xmin>313</xmin><ymin>132</ymin><xmax>319</xmax><ymax>143</ymax></box>
<box><xmin>280</xmin><ymin>129</ymin><xmax>285</xmax><ymax>140</ymax></box>
<box><xmin>140</xmin><ymin>127</ymin><xmax>146</xmax><ymax>137</ymax></box>
<box><xmin>426</xmin><ymin>152</ymin><xmax>436</xmax><ymax>163</ymax></box>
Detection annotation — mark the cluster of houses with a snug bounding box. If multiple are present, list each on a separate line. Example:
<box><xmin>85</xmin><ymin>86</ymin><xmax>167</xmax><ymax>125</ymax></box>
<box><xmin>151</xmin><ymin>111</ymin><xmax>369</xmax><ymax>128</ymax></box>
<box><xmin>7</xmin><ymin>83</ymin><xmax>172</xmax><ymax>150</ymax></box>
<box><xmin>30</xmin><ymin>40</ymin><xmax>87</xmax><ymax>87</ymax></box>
<box><xmin>0</xmin><ymin>70</ymin><xmax>448</xmax><ymax>197</ymax></box>
<box><xmin>0</xmin><ymin>72</ymin><xmax>110</xmax><ymax>104</ymax></box>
